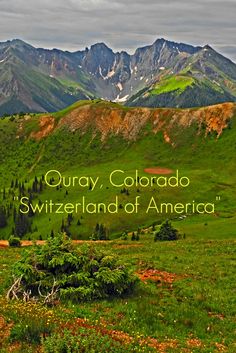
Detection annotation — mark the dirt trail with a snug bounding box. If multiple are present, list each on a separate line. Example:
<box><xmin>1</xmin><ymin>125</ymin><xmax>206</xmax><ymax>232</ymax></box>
<box><xmin>0</xmin><ymin>240</ymin><xmax>107</xmax><ymax>248</ymax></box>
<box><xmin>28</xmin><ymin>144</ymin><xmax>45</xmax><ymax>174</ymax></box>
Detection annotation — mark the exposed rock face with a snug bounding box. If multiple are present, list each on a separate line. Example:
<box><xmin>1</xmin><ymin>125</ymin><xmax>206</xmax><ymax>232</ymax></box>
<box><xmin>30</xmin><ymin>116</ymin><xmax>55</xmax><ymax>140</ymax></box>
<box><xmin>54</xmin><ymin>102</ymin><xmax>235</xmax><ymax>142</ymax></box>
<box><xmin>23</xmin><ymin>102</ymin><xmax>234</xmax><ymax>146</ymax></box>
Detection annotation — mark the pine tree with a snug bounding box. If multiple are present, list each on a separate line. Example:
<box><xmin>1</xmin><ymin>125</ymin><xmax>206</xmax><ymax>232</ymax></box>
<box><xmin>131</xmin><ymin>232</ymin><xmax>136</xmax><ymax>241</ymax></box>
<box><xmin>39</xmin><ymin>179</ymin><xmax>43</xmax><ymax>192</ymax></box>
<box><xmin>61</xmin><ymin>219</ymin><xmax>65</xmax><ymax>232</ymax></box>
<box><xmin>67</xmin><ymin>213</ymin><xmax>73</xmax><ymax>226</ymax></box>
<box><xmin>0</xmin><ymin>206</ymin><xmax>7</xmax><ymax>228</ymax></box>
<box><xmin>14</xmin><ymin>212</ymin><xmax>31</xmax><ymax>238</ymax></box>
<box><xmin>27</xmin><ymin>199</ymin><xmax>34</xmax><ymax>217</ymax></box>
<box><xmin>154</xmin><ymin>220</ymin><xmax>180</xmax><ymax>241</ymax></box>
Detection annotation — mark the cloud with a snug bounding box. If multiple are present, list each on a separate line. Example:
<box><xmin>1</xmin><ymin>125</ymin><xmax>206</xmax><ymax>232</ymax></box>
<box><xmin>0</xmin><ymin>0</ymin><xmax>235</xmax><ymax>61</ymax></box>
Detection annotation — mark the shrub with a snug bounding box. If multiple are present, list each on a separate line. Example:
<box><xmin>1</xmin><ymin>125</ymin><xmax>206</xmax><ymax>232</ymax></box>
<box><xmin>8</xmin><ymin>236</ymin><xmax>21</xmax><ymax>247</ymax></box>
<box><xmin>121</xmin><ymin>231</ymin><xmax>128</xmax><ymax>240</ymax></box>
<box><xmin>8</xmin><ymin>233</ymin><xmax>138</xmax><ymax>303</ymax></box>
<box><xmin>154</xmin><ymin>220</ymin><xmax>180</xmax><ymax>241</ymax></box>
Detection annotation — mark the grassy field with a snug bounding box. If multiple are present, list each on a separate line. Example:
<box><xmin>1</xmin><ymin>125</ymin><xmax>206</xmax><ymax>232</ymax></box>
<box><xmin>0</xmin><ymin>232</ymin><xmax>235</xmax><ymax>352</ymax></box>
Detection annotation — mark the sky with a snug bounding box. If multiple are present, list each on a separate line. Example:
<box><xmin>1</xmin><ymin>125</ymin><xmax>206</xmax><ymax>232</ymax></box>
<box><xmin>0</xmin><ymin>0</ymin><xmax>235</xmax><ymax>62</ymax></box>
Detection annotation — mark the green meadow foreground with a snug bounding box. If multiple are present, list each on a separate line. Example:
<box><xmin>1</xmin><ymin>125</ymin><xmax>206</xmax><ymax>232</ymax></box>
<box><xmin>0</xmin><ymin>232</ymin><xmax>235</xmax><ymax>352</ymax></box>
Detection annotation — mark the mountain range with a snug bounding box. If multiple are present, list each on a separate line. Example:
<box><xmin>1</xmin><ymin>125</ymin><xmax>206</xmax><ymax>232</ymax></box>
<box><xmin>0</xmin><ymin>38</ymin><xmax>236</xmax><ymax>115</ymax></box>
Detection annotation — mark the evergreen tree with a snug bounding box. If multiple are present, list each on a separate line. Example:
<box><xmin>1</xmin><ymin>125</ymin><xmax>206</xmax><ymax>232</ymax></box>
<box><xmin>131</xmin><ymin>232</ymin><xmax>136</xmax><ymax>241</ymax></box>
<box><xmin>61</xmin><ymin>219</ymin><xmax>65</xmax><ymax>232</ymax></box>
<box><xmin>39</xmin><ymin>179</ymin><xmax>43</xmax><ymax>192</ymax></box>
<box><xmin>14</xmin><ymin>212</ymin><xmax>31</xmax><ymax>238</ymax></box>
<box><xmin>0</xmin><ymin>206</ymin><xmax>7</xmax><ymax>228</ymax></box>
<box><xmin>27</xmin><ymin>199</ymin><xmax>34</xmax><ymax>217</ymax></box>
<box><xmin>94</xmin><ymin>223</ymin><xmax>108</xmax><ymax>240</ymax></box>
<box><xmin>67</xmin><ymin>213</ymin><xmax>73</xmax><ymax>226</ymax></box>
<box><xmin>154</xmin><ymin>220</ymin><xmax>180</xmax><ymax>241</ymax></box>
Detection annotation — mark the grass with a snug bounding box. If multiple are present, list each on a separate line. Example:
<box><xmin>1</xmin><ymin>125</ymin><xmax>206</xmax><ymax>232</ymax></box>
<box><xmin>150</xmin><ymin>75</ymin><xmax>195</xmax><ymax>95</ymax></box>
<box><xmin>0</xmin><ymin>235</ymin><xmax>235</xmax><ymax>352</ymax></box>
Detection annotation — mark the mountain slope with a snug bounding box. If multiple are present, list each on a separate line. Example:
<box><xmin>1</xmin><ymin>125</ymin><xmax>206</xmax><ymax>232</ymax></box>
<box><xmin>0</xmin><ymin>39</ymin><xmax>236</xmax><ymax>115</ymax></box>
<box><xmin>0</xmin><ymin>40</ymin><xmax>95</xmax><ymax>115</ymax></box>
<box><xmin>126</xmin><ymin>45</ymin><xmax>236</xmax><ymax>108</ymax></box>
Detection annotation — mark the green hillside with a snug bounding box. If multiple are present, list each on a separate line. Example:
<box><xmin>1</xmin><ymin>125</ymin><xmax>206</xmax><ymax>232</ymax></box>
<box><xmin>150</xmin><ymin>75</ymin><xmax>195</xmax><ymax>95</ymax></box>
<box><xmin>0</xmin><ymin>100</ymin><xmax>236</xmax><ymax>240</ymax></box>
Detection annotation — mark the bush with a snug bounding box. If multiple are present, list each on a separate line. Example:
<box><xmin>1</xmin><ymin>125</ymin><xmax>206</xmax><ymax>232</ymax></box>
<box><xmin>121</xmin><ymin>231</ymin><xmax>128</xmax><ymax>240</ymax></box>
<box><xmin>8</xmin><ymin>236</ymin><xmax>21</xmax><ymax>247</ymax></box>
<box><xmin>8</xmin><ymin>233</ymin><xmax>138</xmax><ymax>303</ymax></box>
<box><xmin>154</xmin><ymin>220</ymin><xmax>180</xmax><ymax>241</ymax></box>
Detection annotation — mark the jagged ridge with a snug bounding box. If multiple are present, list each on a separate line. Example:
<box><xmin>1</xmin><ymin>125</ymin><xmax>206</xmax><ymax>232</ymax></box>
<box><xmin>1</xmin><ymin>38</ymin><xmax>236</xmax><ymax>115</ymax></box>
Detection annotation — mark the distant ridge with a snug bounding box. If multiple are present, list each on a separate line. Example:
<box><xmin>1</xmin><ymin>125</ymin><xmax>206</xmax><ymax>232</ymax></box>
<box><xmin>0</xmin><ymin>38</ymin><xmax>236</xmax><ymax>115</ymax></box>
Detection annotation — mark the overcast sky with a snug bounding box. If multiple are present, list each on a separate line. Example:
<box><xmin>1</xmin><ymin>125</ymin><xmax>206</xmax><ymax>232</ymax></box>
<box><xmin>0</xmin><ymin>0</ymin><xmax>235</xmax><ymax>61</ymax></box>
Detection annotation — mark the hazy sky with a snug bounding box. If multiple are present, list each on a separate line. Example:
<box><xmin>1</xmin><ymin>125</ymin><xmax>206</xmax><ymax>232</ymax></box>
<box><xmin>0</xmin><ymin>0</ymin><xmax>235</xmax><ymax>61</ymax></box>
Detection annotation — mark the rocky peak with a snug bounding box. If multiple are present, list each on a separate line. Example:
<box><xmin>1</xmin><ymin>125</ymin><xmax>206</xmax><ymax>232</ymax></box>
<box><xmin>81</xmin><ymin>43</ymin><xmax>116</xmax><ymax>79</ymax></box>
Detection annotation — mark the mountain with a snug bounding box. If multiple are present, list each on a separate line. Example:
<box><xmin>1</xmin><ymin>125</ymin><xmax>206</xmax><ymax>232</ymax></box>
<box><xmin>127</xmin><ymin>44</ymin><xmax>236</xmax><ymax>108</ymax></box>
<box><xmin>0</xmin><ymin>39</ymin><xmax>95</xmax><ymax>116</ymax></box>
<box><xmin>0</xmin><ymin>38</ymin><xmax>236</xmax><ymax>115</ymax></box>
<box><xmin>0</xmin><ymin>100</ymin><xmax>236</xmax><ymax>238</ymax></box>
